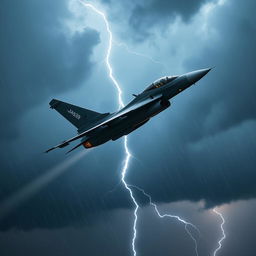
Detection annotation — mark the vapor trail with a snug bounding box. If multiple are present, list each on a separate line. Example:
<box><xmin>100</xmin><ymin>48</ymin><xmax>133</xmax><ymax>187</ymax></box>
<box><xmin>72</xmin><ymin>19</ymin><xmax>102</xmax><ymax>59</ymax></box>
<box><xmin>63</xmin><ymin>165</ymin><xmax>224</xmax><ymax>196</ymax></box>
<box><xmin>213</xmin><ymin>208</ymin><xmax>226</xmax><ymax>256</ymax></box>
<box><xmin>0</xmin><ymin>150</ymin><xmax>89</xmax><ymax>220</ymax></box>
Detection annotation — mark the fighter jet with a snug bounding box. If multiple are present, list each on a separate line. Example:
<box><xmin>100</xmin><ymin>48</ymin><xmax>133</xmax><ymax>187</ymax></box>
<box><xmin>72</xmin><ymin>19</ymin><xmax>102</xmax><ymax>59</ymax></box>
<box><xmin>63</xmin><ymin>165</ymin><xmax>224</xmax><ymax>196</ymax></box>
<box><xmin>45</xmin><ymin>68</ymin><xmax>211</xmax><ymax>153</ymax></box>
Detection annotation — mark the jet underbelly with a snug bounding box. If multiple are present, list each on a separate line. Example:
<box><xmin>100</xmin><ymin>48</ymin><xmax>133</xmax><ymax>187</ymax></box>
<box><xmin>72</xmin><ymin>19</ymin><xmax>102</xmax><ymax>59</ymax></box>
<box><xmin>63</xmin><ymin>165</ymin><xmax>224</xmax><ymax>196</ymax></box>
<box><xmin>111</xmin><ymin>99</ymin><xmax>170</xmax><ymax>140</ymax></box>
<box><xmin>82</xmin><ymin>98</ymin><xmax>171</xmax><ymax>147</ymax></box>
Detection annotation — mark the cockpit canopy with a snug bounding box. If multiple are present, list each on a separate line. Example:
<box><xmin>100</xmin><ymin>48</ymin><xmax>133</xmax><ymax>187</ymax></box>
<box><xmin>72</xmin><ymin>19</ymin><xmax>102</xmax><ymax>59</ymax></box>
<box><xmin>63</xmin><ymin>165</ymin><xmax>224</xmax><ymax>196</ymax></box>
<box><xmin>143</xmin><ymin>76</ymin><xmax>177</xmax><ymax>92</ymax></box>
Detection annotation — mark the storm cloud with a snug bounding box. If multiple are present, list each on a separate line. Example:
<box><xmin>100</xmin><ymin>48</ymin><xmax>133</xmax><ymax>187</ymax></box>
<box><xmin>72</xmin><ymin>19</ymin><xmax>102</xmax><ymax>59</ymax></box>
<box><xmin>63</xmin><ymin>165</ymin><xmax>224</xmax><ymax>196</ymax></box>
<box><xmin>129</xmin><ymin>0</ymin><xmax>208</xmax><ymax>39</ymax></box>
<box><xmin>127</xmin><ymin>0</ymin><xmax>256</xmax><ymax>206</ymax></box>
<box><xmin>0</xmin><ymin>0</ymin><xmax>99</xmax><ymax>138</ymax></box>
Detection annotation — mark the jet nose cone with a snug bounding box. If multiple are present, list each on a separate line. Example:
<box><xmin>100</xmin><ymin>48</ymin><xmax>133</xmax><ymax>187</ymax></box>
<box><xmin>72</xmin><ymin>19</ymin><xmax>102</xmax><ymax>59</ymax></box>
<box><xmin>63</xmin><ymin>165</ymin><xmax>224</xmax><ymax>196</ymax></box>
<box><xmin>186</xmin><ymin>68</ymin><xmax>211</xmax><ymax>84</ymax></box>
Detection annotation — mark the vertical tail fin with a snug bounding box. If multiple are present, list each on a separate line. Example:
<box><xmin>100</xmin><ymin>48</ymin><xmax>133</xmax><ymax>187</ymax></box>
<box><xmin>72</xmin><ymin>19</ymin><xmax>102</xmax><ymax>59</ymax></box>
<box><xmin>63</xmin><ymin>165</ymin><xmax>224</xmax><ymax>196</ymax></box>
<box><xmin>49</xmin><ymin>99</ymin><xmax>109</xmax><ymax>129</ymax></box>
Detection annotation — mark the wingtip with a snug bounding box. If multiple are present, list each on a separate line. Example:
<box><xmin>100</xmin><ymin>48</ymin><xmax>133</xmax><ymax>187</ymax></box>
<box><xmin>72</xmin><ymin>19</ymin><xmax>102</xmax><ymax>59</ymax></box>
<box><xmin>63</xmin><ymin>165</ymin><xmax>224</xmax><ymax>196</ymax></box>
<box><xmin>49</xmin><ymin>99</ymin><xmax>61</xmax><ymax>109</ymax></box>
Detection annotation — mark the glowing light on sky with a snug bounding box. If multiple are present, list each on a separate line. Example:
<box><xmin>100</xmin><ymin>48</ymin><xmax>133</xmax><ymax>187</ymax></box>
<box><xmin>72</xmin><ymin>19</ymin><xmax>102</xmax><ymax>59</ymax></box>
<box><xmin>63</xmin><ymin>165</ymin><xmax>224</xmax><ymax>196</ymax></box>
<box><xmin>130</xmin><ymin>185</ymin><xmax>200</xmax><ymax>256</ymax></box>
<box><xmin>213</xmin><ymin>208</ymin><xmax>226</xmax><ymax>256</ymax></box>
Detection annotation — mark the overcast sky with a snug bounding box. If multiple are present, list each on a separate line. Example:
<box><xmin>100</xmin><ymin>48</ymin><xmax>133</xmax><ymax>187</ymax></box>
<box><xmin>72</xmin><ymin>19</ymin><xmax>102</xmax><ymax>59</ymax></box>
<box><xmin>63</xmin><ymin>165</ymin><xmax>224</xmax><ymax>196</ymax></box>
<box><xmin>1</xmin><ymin>0</ymin><xmax>256</xmax><ymax>255</ymax></box>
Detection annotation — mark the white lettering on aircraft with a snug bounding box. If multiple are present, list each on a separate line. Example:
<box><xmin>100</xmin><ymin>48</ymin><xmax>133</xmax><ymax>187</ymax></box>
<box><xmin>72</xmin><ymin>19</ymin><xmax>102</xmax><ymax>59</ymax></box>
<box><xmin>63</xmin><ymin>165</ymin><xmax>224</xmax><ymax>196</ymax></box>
<box><xmin>67</xmin><ymin>109</ymin><xmax>81</xmax><ymax>120</ymax></box>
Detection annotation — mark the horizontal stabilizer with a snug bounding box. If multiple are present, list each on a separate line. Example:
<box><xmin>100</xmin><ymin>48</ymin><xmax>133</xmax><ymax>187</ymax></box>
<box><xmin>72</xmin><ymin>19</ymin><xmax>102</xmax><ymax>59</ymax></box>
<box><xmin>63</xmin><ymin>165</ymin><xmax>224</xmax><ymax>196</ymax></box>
<box><xmin>44</xmin><ymin>140</ymin><xmax>70</xmax><ymax>153</ymax></box>
<box><xmin>65</xmin><ymin>141</ymin><xmax>84</xmax><ymax>154</ymax></box>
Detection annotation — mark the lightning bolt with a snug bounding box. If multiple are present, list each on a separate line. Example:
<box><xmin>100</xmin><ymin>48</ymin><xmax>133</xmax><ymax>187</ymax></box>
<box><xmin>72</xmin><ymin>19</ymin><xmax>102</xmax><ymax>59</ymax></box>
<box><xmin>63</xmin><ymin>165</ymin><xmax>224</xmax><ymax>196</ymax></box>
<box><xmin>78</xmin><ymin>1</ymin><xmax>124</xmax><ymax>110</ymax></box>
<box><xmin>113</xmin><ymin>41</ymin><xmax>168</xmax><ymax>72</ymax></box>
<box><xmin>213</xmin><ymin>208</ymin><xmax>226</xmax><ymax>256</ymax></box>
<box><xmin>130</xmin><ymin>185</ymin><xmax>200</xmax><ymax>256</ymax></box>
<box><xmin>116</xmin><ymin>41</ymin><xmax>227</xmax><ymax>256</ymax></box>
<box><xmin>78</xmin><ymin>1</ymin><xmax>138</xmax><ymax>254</ymax></box>
<box><xmin>78</xmin><ymin>2</ymin><xmax>214</xmax><ymax>256</ymax></box>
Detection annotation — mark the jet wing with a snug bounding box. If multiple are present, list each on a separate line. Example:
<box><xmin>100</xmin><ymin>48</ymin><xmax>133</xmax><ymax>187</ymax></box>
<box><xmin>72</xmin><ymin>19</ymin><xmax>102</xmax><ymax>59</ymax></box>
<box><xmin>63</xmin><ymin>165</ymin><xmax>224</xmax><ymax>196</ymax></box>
<box><xmin>45</xmin><ymin>95</ymin><xmax>162</xmax><ymax>153</ymax></box>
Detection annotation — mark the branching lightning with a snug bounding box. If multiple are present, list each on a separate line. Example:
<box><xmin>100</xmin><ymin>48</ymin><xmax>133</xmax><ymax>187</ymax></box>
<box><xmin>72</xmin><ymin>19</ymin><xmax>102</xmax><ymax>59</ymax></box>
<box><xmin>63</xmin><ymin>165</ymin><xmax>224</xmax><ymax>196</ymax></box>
<box><xmin>79</xmin><ymin>2</ymin><xmax>138</xmax><ymax>254</ymax></box>
<box><xmin>113</xmin><ymin>41</ymin><xmax>168</xmax><ymax>72</ymax></box>
<box><xmin>213</xmin><ymin>208</ymin><xmax>226</xmax><ymax>256</ymax></box>
<box><xmin>79</xmin><ymin>2</ymin><xmax>225</xmax><ymax>256</ymax></box>
<box><xmin>130</xmin><ymin>185</ymin><xmax>200</xmax><ymax>256</ymax></box>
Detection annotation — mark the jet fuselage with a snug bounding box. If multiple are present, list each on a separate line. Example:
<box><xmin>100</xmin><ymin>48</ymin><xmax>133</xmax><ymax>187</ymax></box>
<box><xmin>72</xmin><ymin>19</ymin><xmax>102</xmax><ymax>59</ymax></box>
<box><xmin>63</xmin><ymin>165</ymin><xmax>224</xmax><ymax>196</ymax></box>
<box><xmin>80</xmin><ymin>68</ymin><xmax>211</xmax><ymax>149</ymax></box>
<box><xmin>45</xmin><ymin>68</ymin><xmax>211</xmax><ymax>153</ymax></box>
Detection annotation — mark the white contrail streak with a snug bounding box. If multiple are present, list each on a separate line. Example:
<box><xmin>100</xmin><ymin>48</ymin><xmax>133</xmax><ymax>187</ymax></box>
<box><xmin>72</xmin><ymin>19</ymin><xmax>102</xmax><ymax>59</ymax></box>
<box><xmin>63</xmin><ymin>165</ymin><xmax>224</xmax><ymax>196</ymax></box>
<box><xmin>213</xmin><ymin>208</ymin><xmax>226</xmax><ymax>256</ymax></box>
<box><xmin>0</xmin><ymin>150</ymin><xmax>89</xmax><ymax>220</ymax></box>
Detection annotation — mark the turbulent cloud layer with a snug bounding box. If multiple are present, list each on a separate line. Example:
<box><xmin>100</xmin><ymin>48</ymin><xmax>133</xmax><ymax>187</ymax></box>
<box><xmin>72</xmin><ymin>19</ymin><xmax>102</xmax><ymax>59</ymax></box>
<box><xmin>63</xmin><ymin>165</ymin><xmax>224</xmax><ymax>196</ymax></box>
<box><xmin>0</xmin><ymin>0</ymin><xmax>99</xmax><ymax>138</ymax></box>
<box><xmin>127</xmin><ymin>0</ymin><xmax>256</xmax><ymax>207</ymax></box>
<box><xmin>129</xmin><ymin>0</ymin><xmax>207</xmax><ymax>38</ymax></box>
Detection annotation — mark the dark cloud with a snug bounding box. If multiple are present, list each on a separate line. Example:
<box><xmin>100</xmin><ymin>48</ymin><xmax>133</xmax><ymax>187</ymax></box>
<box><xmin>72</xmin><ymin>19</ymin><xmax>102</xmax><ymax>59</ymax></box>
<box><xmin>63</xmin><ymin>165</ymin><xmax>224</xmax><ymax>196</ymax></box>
<box><xmin>183</xmin><ymin>1</ymin><xmax>256</xmax><ymax>139</ymax></box>
<box><xmin>129</xmin><ymin>0</ymin><xmax>208</xmax><ymax>40</ymax></box>
<box><xmin>129</xmin><ymin>120</ymin><xmax>256</xmax><ymax>208</ymax></box>
<box><xmin>100</xmin><ymin>0</ymin><xmax>209</xmax><ymax>41</ymax></box>
<box><xmin>0</xmin><ymin>141</ymin><xmax>131</xmax><ymax>230</ymax></box>
<box><xmin>128</xmin><ymin>0</ymin><xmax>256</xmax><ymax>207</ymax></box>
<box><xmin>0</xmin><ymin>0</ymin><xmax>99</xmax><ymax>138</ymax></box>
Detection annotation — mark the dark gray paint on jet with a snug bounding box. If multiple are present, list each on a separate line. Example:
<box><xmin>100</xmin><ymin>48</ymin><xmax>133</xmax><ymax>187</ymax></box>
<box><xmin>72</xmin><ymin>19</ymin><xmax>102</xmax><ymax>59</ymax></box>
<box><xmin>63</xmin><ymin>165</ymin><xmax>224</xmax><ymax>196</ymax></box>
<box><xmin>45</xmin><ymin>68</ymin><xmax>211</xmax><ymax>153</ymax></box>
